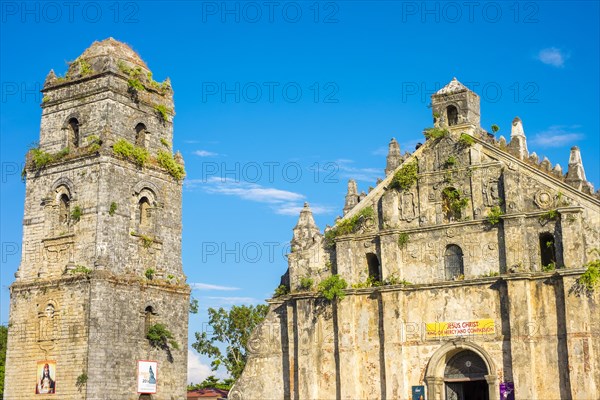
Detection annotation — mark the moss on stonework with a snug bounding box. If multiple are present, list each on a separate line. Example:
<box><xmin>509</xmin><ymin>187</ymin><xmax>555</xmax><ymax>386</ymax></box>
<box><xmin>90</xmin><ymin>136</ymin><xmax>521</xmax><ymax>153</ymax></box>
<box><xmin>324</xmin><ymin>207</ymin><xmax>374</xmax><ymax>247</ymax></box>
<box><xmin>113</xmin><ymin>139</ymin><xmax>149</xmax><ymax>167</ymax></box>
<box><xmin>389</xmin><ymin>161</ymin><xmax>418</xmax><ymax>192</ymax></box>
<box><xmin>157</xmin><ymin>150</ymin><xmax>186</xmax><ymax>181</ymax></box>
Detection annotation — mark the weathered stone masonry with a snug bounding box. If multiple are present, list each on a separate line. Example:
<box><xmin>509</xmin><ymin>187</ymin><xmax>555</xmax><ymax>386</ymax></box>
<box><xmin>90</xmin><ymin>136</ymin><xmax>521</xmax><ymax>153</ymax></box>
<box><xmin>232</xmin><ymin>78</ymin><xmax>600</xmax><ymax>400</ymax></box>
<box><xmin>4</xmin><ymin>39</ymin><xmax>189</xmax><ymax>400</ymax></box>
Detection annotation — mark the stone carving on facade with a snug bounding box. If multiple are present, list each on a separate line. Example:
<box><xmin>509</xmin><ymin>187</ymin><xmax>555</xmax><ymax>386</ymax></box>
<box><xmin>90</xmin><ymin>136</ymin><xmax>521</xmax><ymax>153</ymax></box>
<box><xmin>400</xmin><ymin>192</ymin><xmax>417</xmax><ymax>221</ymax></box>
<box><xmin>483</xmin><ymin>180</ymin><xmax>501</xmax><ymax>206</ymax></box>
<box><xmin>534</xmin><ymin>190</ymin><xmax>554</xmax><ymax>209</ymax></box>
<box><xmin>37</xmin><ymin>302</ymin><xmax>59</xmax><ymax>351</ymax></box>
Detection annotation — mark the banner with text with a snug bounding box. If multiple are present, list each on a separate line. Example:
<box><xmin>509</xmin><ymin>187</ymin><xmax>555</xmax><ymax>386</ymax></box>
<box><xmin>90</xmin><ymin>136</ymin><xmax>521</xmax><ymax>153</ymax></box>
<box><xmin>425</xmin><ymin>319</ymin><xmax>495</xmax><ymax>339</ymax></box>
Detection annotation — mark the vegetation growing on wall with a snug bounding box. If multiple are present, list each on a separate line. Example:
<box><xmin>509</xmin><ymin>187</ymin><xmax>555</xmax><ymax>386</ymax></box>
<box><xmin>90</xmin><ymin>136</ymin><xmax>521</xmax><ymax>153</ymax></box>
<box><xmin>71</xmin><ymin>206</ymin><xmax>82</xmax><ymax>222</ymax></box>
<box><xmin>318</xmin><ymin>274</ymin><xmax>348</xmax><ymax>301</ymax></box>
<box><xmin>485</xmin><ymin>206</ymin><xmax>504</xmax><ymax>226</ymax></box>
<box><xmin>157</xmin><ymin>150</ymin><xmax>186</xmax><ymax>181</ymax></box>
<box><xmin>539</xmin><ymin>209</ymin><xmax>559</xmax><ymax>223</ymax></box>
<box><xmin>298</xmin><ymin>276</ymin><xmax>314</xmax><ymax>291</ymax></box>
<box><xmin>352</xmin><ymin>273</ymin><xmax>411</xmax><ymax>288</ymax></box>
<box><xmin>113</xmin><ymin>139</ymin><xmax>149</xmax><ymax>167</ymax></box>
<box><xmin>389</xmin><ymin>161</ymin><xmax>418</xmax><ymax>191</ymax></box>
<box><xmin>273</xmin><ymin>284</ymin><xmax>290</xmax><ymax>297</ymax></box>
<box><xmin>76</xmin><ymin>373</ymin><xmax>88</xmax><ymax>390</ymax></box>
<box><xmin>109</xmin><ymin>202</ymin><xmax>117</xmax><ymax>216</ymax></box>
<box><xmin>423</xmin><ymin>127</ymin><xmax>449</xmax><ymax>140</ymax></box>
<box><xmin>324</xmin><ymin>207</ymin><xmax>374</xmax><ymax>247</ymax></box>
<box><xmin>144</xmin><ymin>268</ymin><xmax>155</xmax><ymax>280</ymax></box>
<box><xmin>397</xmin><ymin>232</ymin><xmax>409</xmax><ymax>247</ymax></box>
<box><xmin>458</xmin><ymin>133</ymin><xmax>475</xmax><ymax>147</ymax></box>
<box><xmin>147</xmin><ymin>323</ymin><xmax>179</xmax><ymax>351</ymax></box>
<box><xmin>30</xmin><ymin>147</ymin><xmax>70</xmax><ymax>170</ymax></box>
<box><xmin>155</xmin><ymin>105</ymin><xmax>172</xmax><ymax>122</ymax></box>
<box><xmin>69</xmin><ymin>265</ymin><xmax>92</xmax><ymax>275</ymax></box>
<box><xmin>577</xmin><ymin>259</ymin><xmax>600</xmax><ymax>293</ymax></box>
<box><xmin>442</xmin><ymin>187</ymin><xmax>469</xmax><ymax>216</ymax></box>
<box><xmin>541</xmin><ymin>263</ymin><xmax>556</xmax><ymax>272</ymax></box>
<box><xmin>444</xmin><ymin>156</ymin><xmax>457</xmax><ymax>169</ymax></box>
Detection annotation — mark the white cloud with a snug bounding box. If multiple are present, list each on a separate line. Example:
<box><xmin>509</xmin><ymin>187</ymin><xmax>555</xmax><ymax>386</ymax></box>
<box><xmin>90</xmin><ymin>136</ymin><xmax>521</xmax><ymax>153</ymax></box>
<box><xmin>189</xmin><ymin>282</ymin><xmax>240</xmax><ymax>291</ymax></box>
<box><xmin>206</xmin><ymin>181</ymin><xmax>304</xmax><ymax>204</ymax></box>
<box><xmin>187</xmin><ymin>351</ymin><xmax>214</xmax><ymax>384</ymax></box>
<box><xmin>530</xmin><ymin>125</ymin><xmax>584</xmax><ymax>147</ymax></box>
<box><xmin>537</xmin><ymin>48</ymin><xmax>568</xmax><ymax>68</ymax></box>
<box><xmin>193</xmin><ymin>150</ymin><xmax>219</xmax><ymax>157</ymax></box>
<box><xmin>185</xmin><ymin>178</ymin><xmax>334</xmax><ymax>216</ymax></box>
<box><xmin>336</xmin><ymin>159</ymin><xmax>382</xmax><ymax>183</ymax></box>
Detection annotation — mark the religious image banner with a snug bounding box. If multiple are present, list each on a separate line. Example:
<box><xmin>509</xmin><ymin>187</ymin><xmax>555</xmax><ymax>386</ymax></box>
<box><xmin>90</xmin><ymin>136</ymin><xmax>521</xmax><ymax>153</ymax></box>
<box><xmin>137</xmin><ymin>360</ymin><xmax>158</xmax><ymax>394</ymax></box>
<box><xmin>35</xmin><ymin>361</ymin><xmax>57</xmax><ymax>394</ymax></box>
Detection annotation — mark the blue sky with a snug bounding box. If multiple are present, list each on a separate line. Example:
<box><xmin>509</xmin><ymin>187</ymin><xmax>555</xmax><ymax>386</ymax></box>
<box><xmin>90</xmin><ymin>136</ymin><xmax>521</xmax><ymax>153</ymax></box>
<box><xmin>1</xmin><ymin>1</ymin><xmax>599</xmax><ymax>382</ymax></box>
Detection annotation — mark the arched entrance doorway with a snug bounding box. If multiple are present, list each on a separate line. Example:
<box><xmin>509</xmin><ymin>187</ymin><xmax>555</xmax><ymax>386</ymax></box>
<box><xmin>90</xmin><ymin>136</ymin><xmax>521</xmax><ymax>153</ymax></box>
<box><xmin>424</xmin><ymin>341</ymin><xmax>498</xmax><ymax>400</ymax></box>
<box><xmin>444</xmin><ymin>350</ymin><xmax>489</xmax><ymax>400</ymax></box>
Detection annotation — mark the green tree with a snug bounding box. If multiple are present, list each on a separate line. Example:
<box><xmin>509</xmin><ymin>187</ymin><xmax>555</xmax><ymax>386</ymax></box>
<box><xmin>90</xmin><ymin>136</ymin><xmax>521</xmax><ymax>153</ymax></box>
<box><xmin>192</xmin><ymin>304</ymin><xmax>268</xmax><ymax>380</ymax></box>
<box><xmin>187</xmin><ymin>375</ymin><xmax>236</xmax><ymax>390</ymax></box>
<box><xmin>0</xmin><ymin>325</ymin><xmax>7</xmax><ymax>399</ymax></box>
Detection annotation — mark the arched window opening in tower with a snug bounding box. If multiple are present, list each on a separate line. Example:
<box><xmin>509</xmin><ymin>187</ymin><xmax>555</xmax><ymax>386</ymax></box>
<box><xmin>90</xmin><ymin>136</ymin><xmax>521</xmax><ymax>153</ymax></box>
<box><xmin>144</xmin><ymin>306</ymin><xmax>155</xmax><ymax>335</ymax></box>
<box><xmin>59</xmin><ymin>194</ymin><xmax>70</xmax><ymax>225</ymax></box>
<box><xmin>135</xmin><ymin>123</ymin><xmax>147</xmax><ymax>148</ymax></box>
<box><xmin>447</xmin><ymin>105</ymin><xmax>458</xmax><ymax>126</ymax></box>
<box><xmin>68</xmin><ymin>118</ymin><xmax>80</xmax><ymax>147</ymax></box>
<box><xmin>139</xmin><ymin>197</ymin><xmax>152</xmax><ymax>228</ymax></box>
<box><xmin>445</xmin><ymin>244</ymin><xmax>464</xmax><ymax>280</ymax></box>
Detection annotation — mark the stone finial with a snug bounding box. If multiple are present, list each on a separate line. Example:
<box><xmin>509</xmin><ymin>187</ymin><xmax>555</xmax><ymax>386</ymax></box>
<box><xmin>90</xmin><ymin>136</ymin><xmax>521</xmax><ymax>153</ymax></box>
<box><xmin>291</xmin><ymin>202</ymin><xmax>321</xmax><ymax>252</ymax></box>
<box><xmin>565</xmin><ymin>146</ymin><xmax>590</xmax><ymax>190</ymax></box>
<box><xmin>385</xmin><ymin>138</ymin><xmax>401</xmax><ymax>175</ymax></box>
<box><xmin>508</xmin><ymin>117</ymin><xmax>528</xmax><ymax>159</ymax></box>
<box><xmin>498</xmin><ymin>136</ymin><xmax>507</xmax><ymax>148</ymax></box>
<box><xmin>359</xmin><ymin>191</ymin><xmax>367</xmax><ymax>202</ymax></box>
<box><xmin>510</xmin><ymin>117</ymin><xmax>525</xmax><ymax>137</ymax></box>
<box><xmin>343</xmin><ymin>179</ymin><xmax>359</xmax><ymax>215</ymax></box>
<box><xmin>44</xmin><ymin>69</ymin><xmax>57</xmax><ymax>87</ymax></box>
<box><xmin>540</xmin><ymin>157</ymin><xmax>552</xmax><ymax>172</ymax></box>
<box><xmin>528</xmin><ymin>152</ymin><xmax>538</xmax><ymax>165</ymax></box>
<box><xmin>552</xmin><ymin>163</ymin><xmax>563</xmax><ymax>178</ymax></box>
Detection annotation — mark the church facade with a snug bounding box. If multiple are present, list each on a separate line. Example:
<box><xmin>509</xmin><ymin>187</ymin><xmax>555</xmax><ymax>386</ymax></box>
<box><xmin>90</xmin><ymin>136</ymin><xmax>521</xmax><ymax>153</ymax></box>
<box><xmin>231</xmin><ymin>79</ymin><xmax>600</xmax><ymax>400</ymax></box>
<box><xmin>4</xmin><ymin>39</ymin><xmax>189</xmax><ymax>399</ymax></box>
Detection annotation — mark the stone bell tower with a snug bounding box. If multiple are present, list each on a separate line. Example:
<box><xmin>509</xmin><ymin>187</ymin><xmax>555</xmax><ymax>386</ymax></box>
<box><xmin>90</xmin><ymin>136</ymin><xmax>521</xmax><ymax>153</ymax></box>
<box><xmin>431</xmin><ymin>77</ymin><xmax>481</xmax><ymax>134</ymax></box>
<box><xmin>4</xmin><ymin>38</ymin><xmax>189</xmax><ymax>399</ymax></box>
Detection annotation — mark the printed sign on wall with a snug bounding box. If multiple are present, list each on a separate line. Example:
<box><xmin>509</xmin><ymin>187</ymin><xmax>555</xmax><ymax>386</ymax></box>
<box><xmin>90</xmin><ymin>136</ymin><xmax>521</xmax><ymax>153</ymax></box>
<box><xmin>137</xmin><ymin>360</ymin><xmax>158</xmax><ymax>394</ymax></box>
<box><xmin>412</xmin><ymin>385</ymin><xmax>426</xmax><ymax>400</ymax></box>
<box><xmin>425</xmin><ymin>319</ymin><xmax>495</xmax><ymax>339</ymax></box>
<box><xmin>35</xmin><ymin>361</ymin><xmax>57</xmax><ymax>394</ymax></box>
